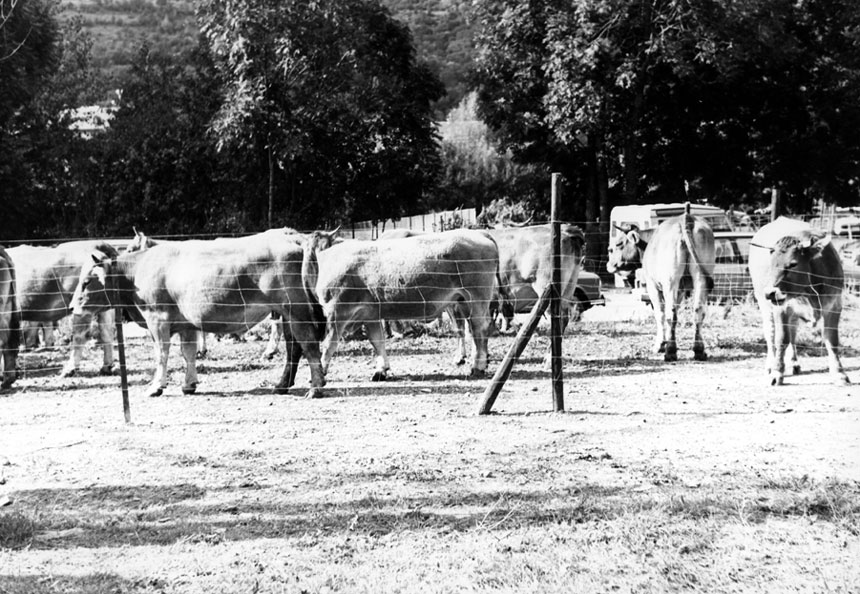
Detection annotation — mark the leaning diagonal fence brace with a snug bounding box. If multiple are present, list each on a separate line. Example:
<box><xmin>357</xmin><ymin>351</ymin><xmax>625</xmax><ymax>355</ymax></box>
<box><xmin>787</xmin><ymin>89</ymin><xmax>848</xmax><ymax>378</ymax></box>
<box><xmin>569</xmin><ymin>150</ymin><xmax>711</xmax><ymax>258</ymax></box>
<box><xmin>477</xmin><ymin>283</ymin><xmax>552</xmax><ymax>415</ymax></box>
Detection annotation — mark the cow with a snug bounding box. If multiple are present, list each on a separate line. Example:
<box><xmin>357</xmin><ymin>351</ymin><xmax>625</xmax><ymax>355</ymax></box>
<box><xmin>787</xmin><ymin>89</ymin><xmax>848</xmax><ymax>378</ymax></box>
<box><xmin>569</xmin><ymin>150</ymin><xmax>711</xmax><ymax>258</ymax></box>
<box><xmin>304</xmin><ymin>228</ymin><xmax>500</xmax><ymax>381</ymax></box>
<box><xmin>486</xmin><ymin>224</ymin><xmax>586</xmax><ymax>336</ymax></box>
<box><xmin>9</xmin><ymin>241</ymin><xmax>119</xmax><ymax>376</ymax></box>
<box><xmin>748</xmin><ymin>217</ymin><xmax>850</xmax><ymax>386</ymax></box>
<box><xmin>124</xmin><ymin>229</ymin><xmax>212</xmax><ymax>358</ymax></box>
<box><xmin>606</xmin><ymin>208</ymin><xmax>716</xmax><ymax>361</ymax></box>
<box><xmin>71</xmin><ymin>229</ymin><xmax>327</xmax><ymax>398</ymax></box>
<box><xmin>0</xmin><ymin>246</ymin><xmax>21</xmax><ymax>389</ymax></box>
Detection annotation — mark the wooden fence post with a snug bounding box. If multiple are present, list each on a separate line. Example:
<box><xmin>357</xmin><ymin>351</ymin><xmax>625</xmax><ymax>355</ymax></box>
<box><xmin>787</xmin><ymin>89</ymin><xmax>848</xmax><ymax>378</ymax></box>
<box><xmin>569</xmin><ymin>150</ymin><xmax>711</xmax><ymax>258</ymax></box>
<box><xmin>115</xmin><ymin>308</ymin><xmax>131</xmax><ymax>423</ymax></box>
<box><xmin>550</xmin><ymin>173</ymin><xmax>564</xmax><ymax>411</ymax></box>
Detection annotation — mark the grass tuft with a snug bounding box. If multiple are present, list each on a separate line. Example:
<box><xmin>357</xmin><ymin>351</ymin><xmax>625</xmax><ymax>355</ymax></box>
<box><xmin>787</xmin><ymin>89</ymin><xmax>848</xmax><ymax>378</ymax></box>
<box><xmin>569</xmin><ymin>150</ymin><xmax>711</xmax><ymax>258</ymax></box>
<box><xmin>0</xmin><ymin>511</ymin><xmax>36</xmax><ymax>550</ymax></box>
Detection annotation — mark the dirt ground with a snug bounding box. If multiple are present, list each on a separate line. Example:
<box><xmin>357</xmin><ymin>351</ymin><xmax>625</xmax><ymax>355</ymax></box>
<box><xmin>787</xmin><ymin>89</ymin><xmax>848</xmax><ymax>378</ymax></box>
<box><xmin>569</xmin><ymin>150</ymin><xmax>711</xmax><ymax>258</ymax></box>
<box><xmin>1</xmin><ymin>293</ymin><xmax>858</xmax><ymax>593</ymax></box>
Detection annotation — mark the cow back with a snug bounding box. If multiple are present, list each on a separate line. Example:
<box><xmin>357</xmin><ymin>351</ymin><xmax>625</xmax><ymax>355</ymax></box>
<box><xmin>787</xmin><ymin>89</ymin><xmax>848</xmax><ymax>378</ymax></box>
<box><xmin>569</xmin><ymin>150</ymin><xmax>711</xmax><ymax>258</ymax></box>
<box><xmin>10</xmin><ymin>240</ymin><xmax>118</xmax><ymax>322</ymax></box>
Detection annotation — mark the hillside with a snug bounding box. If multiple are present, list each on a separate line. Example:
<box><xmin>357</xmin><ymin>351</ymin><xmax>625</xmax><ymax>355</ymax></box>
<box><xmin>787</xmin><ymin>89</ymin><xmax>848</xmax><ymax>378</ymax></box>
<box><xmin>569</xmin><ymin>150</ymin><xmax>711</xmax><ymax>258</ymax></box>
<box><xmin>60</xmin><ymin>0</ymin><xmax>477</xmax><ymax>113</ymax></box>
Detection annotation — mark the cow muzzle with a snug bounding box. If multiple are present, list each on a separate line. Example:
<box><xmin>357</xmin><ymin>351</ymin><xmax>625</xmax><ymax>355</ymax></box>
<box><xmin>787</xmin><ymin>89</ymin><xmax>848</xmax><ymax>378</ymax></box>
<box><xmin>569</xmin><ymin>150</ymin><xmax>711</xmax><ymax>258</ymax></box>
<box><xmin>764</xmin><ymin>287</ymin><xmax>786</xmax><ymax>305</ymax></box>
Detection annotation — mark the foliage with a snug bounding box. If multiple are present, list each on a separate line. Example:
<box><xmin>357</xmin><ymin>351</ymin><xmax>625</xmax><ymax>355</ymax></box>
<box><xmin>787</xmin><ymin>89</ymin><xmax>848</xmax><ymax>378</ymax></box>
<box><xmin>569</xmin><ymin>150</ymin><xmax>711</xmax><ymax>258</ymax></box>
<box><xmin>61</xmin><ymin>0</ymin><xmax>475</xmax><ymax>116</ymax></box>
<box><xmin>435</xmin><ymin>92</ymin><xmax>551</xmax><ymax>220</ymax></box>
<box><xmin>198</xmin><ymin>0</ymin><xmax>444</xmax><ymax>229</ymax></box>
<box><xmin>473</xmin><ymin>0</ymin><xmax>860</xmax><ymax>217</ymax></box>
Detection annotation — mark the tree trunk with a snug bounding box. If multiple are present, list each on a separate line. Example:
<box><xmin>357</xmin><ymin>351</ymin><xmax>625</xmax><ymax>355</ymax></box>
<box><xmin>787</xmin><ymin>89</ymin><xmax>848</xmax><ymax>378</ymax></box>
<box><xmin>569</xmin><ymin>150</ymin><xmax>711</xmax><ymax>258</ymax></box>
<box><xmin>267</xmin><ymin>143</ymin><xmax>274</xmax><ymax>228</ymax></box>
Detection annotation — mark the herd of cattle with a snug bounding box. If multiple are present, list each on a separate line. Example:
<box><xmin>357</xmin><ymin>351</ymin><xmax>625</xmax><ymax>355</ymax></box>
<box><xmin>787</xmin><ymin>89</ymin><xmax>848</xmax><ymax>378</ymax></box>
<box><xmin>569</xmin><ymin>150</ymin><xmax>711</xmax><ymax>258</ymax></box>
<box><xmin>0</xmin><ymin>212</ymin><xmax>851</xmax><ymax>397</ymax></box>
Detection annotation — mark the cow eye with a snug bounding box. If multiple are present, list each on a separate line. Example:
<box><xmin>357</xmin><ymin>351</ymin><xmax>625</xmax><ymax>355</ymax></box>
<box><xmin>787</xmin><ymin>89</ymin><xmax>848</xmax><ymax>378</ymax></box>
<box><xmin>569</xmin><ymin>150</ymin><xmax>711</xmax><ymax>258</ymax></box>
<box><xmin>787</xmin><ymin>260</ymin><xmax>798</xmax><ymax>269</ymax></box>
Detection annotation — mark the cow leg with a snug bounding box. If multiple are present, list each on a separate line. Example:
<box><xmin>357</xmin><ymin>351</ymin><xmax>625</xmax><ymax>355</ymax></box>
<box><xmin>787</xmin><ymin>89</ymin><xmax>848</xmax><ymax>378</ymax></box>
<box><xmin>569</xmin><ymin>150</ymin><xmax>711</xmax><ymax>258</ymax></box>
<box><xmin>1</xmin><ymin>343</ymin><xmax>16</xmax><ymax>389</ymax></box>
<box><xmin>821</xmin><ymin>308</ymin><xmax>849</xmax><ymax>385</ymax></box>
<box><xmin>147</xmin><ymin>322</ymin><xmax>172</xmax><ymax>397</ymax></box>
<box><xmin>43</xmin><ymin>322</ymin><xmax>56</xmax><ymax>349</ymax></box>
<box><xmin>96</xmin><ymin>309</ymin><xmax>115</xmax><ymax>375</ymax></box>
<box><xmin>366</xmin><ymin>321</ymin><xmax>390</xmax><ymax>381</ymax></box>
<box><xmin>647</xmin><ymin>283</ymin><xmax>667</xmax><ymax>355</ymax></box>
<box><xmin>263</xmin><ymin>314</ymin><xmax>282</xmax><ymax>360</ymax></box>
<box><xmin>283</xmin><ymin>317</ymin><xmax>327</xmax><ymax>399</ymax></box>
<box><xmin>467</xmin><ymin>310</ymin><xmax>490</xmax><ymax>377</ymax></box>
<box><xmin>61</xmin><ymin>312</ymin><xmax>91</xmax><ymax>377</ymax></box>
<box><xmin>274</xmin><ymin>332</ymin><xmax>303</xmax><ymax>394</ymax></box>
<box><xmin>771</xmin><ymin>309</ymin><xmax>790</xmax><ymax>386</ymax></box>
<box><xmin>179</xmin><ymin>329</ymin><xmax>199</xmax><ymax>394</ymax></box>
<box><xmin>663</xmin><ymin>290</ymin><xmax>679</xmax><ymax>362</ymax></box>
<box><xmin>320</xmin><ymin>323</ymin><xmax>341</xmax><ymax>376</ymax></box>
<box><xmin>691</xmin><ymin>279</ymin><xmax>708</xmax><ymax>361</ymax></box>
<box><xmin>757</xmin><ymin>299</ymin><xmax>777</xmax><ymax>379</ymax></box>
<box><xmin>786</xmin><ymin>318</ymin><xmax>800</xmax><ymax>375</ymax></box>
<box><xmin>196</xmin><ymin>331</ymin><xmax>208</xmax><ymax>359</ymax></box>
<box><xmin>449</xmin><ymin>307</ymin><xmax>467</xmax><ymax>366</ymax></box>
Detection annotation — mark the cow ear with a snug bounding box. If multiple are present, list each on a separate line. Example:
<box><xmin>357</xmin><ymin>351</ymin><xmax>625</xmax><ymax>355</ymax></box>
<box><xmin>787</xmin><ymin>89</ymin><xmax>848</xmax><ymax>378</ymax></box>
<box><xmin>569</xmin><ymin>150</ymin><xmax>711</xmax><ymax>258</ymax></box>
<box><xmin>628</xmin><ymin>230</ymin><xmax>641</xmax><ymax>244</ymax></box>
<box><xmin>92</xmin><ymin>253</ymin><xmax>103</xmax><ymax>265</ymax></box>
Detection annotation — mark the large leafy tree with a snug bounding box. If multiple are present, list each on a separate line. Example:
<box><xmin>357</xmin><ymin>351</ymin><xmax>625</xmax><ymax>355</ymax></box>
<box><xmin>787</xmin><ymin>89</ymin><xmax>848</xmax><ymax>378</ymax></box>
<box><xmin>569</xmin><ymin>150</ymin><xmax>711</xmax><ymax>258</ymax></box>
<box><xmin>0</xmin><ymin>0</ymin><xmax>58</xmax><ymax>240</ymax></box>
<box><xmin>198</xmin><ymin>0</ymin><xmax>444</xmax><ymax>229</ymax></box>
<box><xmin>474</xmin><ymin>0</ymin><xmax>860</xmax><ymax>242</ymax></box>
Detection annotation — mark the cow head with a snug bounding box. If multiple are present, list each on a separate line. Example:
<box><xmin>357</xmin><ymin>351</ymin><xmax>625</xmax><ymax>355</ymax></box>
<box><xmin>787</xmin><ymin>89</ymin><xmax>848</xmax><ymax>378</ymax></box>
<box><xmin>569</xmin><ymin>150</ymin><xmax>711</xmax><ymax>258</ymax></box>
<box><xmin>71</xmin><ymin>250</ymin><xmax>116</xmax><ymax>316</ymax></box>
<box><xmin>762</xmin><ymin>232</ymin><xmax>831</xmax><ymax>305</ymax></box>
<box><xmin>606</xmin><ymin>224</ymin><xmax>647</xmax><ymax>277</ymax></box>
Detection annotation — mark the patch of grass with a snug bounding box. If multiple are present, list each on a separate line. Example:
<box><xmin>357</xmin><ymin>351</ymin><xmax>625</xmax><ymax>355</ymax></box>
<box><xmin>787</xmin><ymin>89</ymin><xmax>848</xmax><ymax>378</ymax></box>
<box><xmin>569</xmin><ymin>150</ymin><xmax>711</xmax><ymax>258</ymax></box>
<box><xmin>0</xmin><ymin>573</ymin><xmax>138</xmax><ymax>594</ymax></box>
<box><xmin>0</xmin><ymin>511</ymin><xmax>36</xmax><ymax>550</ymax></box>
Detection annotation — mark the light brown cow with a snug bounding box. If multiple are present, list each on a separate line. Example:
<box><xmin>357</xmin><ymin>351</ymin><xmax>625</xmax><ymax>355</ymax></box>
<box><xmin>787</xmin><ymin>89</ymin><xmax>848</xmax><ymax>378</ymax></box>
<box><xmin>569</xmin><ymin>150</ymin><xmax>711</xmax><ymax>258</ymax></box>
<box><xmin>9</xmin><ymin>241</ymin><xmax>119</xmax><ymax>376</ymax></box>
<box><xmin>71</xmin><ymin>229</ymin><xmax>327</xmax><ymax>397</ymax></box>
<box><xmin>487</xmin><ymin>224</ymin><xmax>585</xmax><ymax>333</ymax></box>
<box><xmin>0</xmin><ymin>246</ymin><xmax>21</xmax><ymax>389</ymax></box>
<box><xmin>606</xmin><ymin>210</ymin><xmax>716</xmax><ymax>361</ymax></box>
<box><xmin>748</xmin><ymin>217</ymin><xmax>850</xmax><ymax>386</ymax></box>
<box><xmin>304</xmin><ymin>228</ymin><xmax>500</xmax><ymax>380</ymax></box>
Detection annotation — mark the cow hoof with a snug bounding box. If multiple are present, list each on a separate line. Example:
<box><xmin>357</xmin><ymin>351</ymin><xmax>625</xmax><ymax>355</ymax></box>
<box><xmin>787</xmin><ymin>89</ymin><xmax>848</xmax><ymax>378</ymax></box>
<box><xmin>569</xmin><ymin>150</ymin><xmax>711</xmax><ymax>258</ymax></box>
<box><xmin>182</xmin><ymin>383</ymin><xmax>197</xmax><ymax>395</ymax></box>
<box><xmin>196</xmin><ymin>351</ymin><xmax>207</xmax><ymax>360</ymax></box>
<box><xmin>1</xmin><ymin>379</ymin><xmax>14</xmax><ymax>389</ymax></box>
<box><xmin>664</xmin><ymin>352</ymin><xmax>678</xmax><ymax>363</ymax></box>
<box><xmin>469</xmin><ymin>368</ymin><xmax>486</xmax><ymax>378</ymax></box>
<box><xmin>454</xmin><ymin>357</ymin><xmax>466</xmax><ymax>366</ymax></box>
<box><xmin>656</xmin><ymin>341</ymin><xmax>667</xmax><ymax>354</ymax></box>
<box><xmin>263</xmin><ymin>350</ymin><xmax>278</xmax><ymax>361</ymax></box>
<box><xmin>371</xmin><ymin>371</ymin><xmax>388</xmax><ymax>382</ymax></box>
<box><xmin>148</xmin><ymin>387</ymin><xmax>164</xmax><ymax>397</ymax></box>
<box><xmin>769</xmin><ymin>374</ymin><xmax>784</xmax><ymax>386</ymax></box>
<box><xmin>791</xmin><ymin>365</ymin><xmax>801</xmax><ymax>376</ymax></box>
<box><xmin>836</xmin><ymin>374</ymin><xmax>851</xmax><ymax>386</ymax></box>
<box><xmin>693</xmin><ymin>351</ymin><xmax>708</xmax><ymax>362</ymax></box>
<box><xmin>60</xmin><ymin>367</ymin><xmax>76</xmax><ymax>378</ymax></box>
<box><xmin>98</xmin><ymin>365</ymin><xmax>114</xmax><ymax>376</ymax></box>
<box><xmin>305</xmin><ymin>387</ymin><xmax>326</xmax><ymax>399</ymax></box>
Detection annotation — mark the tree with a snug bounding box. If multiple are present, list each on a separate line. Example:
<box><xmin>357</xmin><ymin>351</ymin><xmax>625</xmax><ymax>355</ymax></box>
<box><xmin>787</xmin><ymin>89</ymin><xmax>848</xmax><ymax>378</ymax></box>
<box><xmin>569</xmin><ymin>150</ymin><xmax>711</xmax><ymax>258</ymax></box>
<box><xmin>198</xmin><ymin>0</ymin><xmax>444</xmax><ymax>229</ymax></box>
<box><xmin>0</xmin><ymin>0</ymin><xmax>59</xmax><ymax>240</ymax></box>
<box><xmin>435</xmin><ymin>92</ymin><xmax>550</xmax><ymax>219</ymax></box>
<box><xmin>473</xmin><ymin>0</ymin><xmax>860</xmax><ymax>253</ymax></box>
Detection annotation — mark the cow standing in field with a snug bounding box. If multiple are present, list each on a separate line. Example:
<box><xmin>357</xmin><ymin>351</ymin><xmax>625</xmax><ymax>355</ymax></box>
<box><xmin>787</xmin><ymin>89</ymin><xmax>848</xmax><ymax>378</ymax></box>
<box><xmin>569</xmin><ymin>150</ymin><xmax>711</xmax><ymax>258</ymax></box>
<box><xmin>487</xmin><ymin>224</ymin><xmax>585</xmax><ymax>334</ymax></box>
<box><xmin>748</xmin><ymin>217</ymin><xmax>850</xmax><ymax>386</ymax></box>
<box><xmin>606</xmin><ymin>209</ymin><xmax>716</xmax><ymax>361</ymax></box>
<box><xmin>71</xmin><ymin>229</ymin><xmax>327</xmax><ymax>397</ymax></box>
<box><xmin>0</xmin><ymin>246</ymin><xmax>21</xmax><ymax>389</ymax></box>
<box><xmin>9</xmin><ymin>241</ymin><xmax>119</xmax><ymax>376</ymax></box>
<box><xmin>304</xmin><ymin>228</ymin><xmax>500</xmax><ymax>380</ymax></box>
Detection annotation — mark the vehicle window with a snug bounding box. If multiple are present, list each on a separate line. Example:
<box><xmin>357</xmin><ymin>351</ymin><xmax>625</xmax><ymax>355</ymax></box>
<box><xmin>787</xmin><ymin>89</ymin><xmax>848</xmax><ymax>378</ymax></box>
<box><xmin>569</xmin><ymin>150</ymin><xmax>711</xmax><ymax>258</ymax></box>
<box><xmin>735</xmin><ymin>237</ymin><xmax>751</xmax><ymax>263</ymax></box>
<box><xmin>714</xmin><ymin>239</ymin><xmax>736</xmax><ymax>264</ymax></box>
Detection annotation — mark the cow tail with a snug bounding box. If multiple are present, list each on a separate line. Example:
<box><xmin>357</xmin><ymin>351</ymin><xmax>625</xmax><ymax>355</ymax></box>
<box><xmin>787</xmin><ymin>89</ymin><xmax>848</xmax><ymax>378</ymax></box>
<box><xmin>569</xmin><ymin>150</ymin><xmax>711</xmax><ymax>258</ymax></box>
<box><xmin>681</xmin><ymin>211</ymin><xmax>714</xmax><ymax>293</ymax></box>
<box><xmin>301</xmin><ymin>232</ymin><xmax>327</xmax><ymax>336</ymax></box>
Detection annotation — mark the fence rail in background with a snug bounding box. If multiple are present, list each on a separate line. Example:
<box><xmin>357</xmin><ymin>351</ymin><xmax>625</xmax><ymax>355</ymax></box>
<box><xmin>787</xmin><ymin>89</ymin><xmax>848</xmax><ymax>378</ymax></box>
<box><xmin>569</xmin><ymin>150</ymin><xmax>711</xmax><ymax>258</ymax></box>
<box><xmin>344</xmin><ymin>208</ymin><xmax>477</xmax><ymax>240</ymax></box>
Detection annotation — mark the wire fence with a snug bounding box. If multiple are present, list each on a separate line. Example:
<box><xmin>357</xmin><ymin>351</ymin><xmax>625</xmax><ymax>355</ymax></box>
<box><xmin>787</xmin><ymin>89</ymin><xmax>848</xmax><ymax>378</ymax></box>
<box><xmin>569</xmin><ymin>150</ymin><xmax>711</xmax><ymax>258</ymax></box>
<box><xmin>5</xmin><ymin>216</ymin><xmax>860</xmax><ymax>382</ymax></box>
